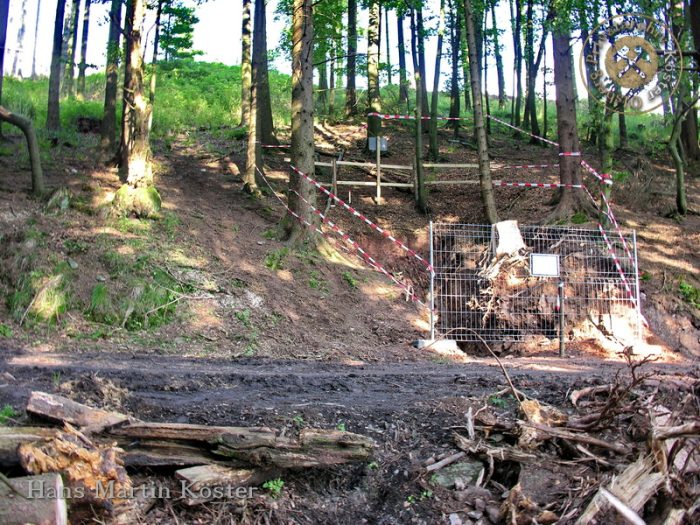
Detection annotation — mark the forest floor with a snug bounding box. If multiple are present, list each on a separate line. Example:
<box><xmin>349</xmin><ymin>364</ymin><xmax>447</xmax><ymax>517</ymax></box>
<box><xmin>0</xmin><ymin>120</ymin><xmax>699</xmax><ymax>524</ymax></box>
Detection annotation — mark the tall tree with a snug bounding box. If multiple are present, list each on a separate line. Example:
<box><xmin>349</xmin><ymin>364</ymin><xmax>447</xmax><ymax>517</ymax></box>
<box><xmin>100</xmin><ymin>0</ymin><xmax>122</xmax><ymax>153</ymax></box>
<box><xmin>429</xmin><ymin>0</ymin><xmax>445</xmax><ymax>161</ymax></box>
<box><xmin>240</xmin><ymin>0</ymin><xmax>252</xmax><ymax>126</ymax></box>
<box><xmin>149</xmin><ymin>0</ymin><xmax>164</xmax><ymax>112</ymax></box>
<box><xmin>284</xmin><ymin>0</ymin><xmax>317</xmax><ymax>241</ymax></box>
<box><xmin>47</xmin><ymin>0</ymin><xmax>67</xmax><ymax>131</ymax></box>
<box><xmin>30</xmin><ymin>0</ymin><xmax>41</xmax><ymax>78</ymax></box>
<box><xmin>119</xmin><ymin>0</ymin><xmax>154</xmax><ymax>189</ymax></box>
<box><xmin>397</xmin><ymin>8</ymin><xmax>409</xmax><ymax>106</ymax></box>
<box><xmin>464</xmin><ymin>0</ymin><xmax>498</xmax><ymax>223</ymax></box>
<box><xmin>510</xmin><ymin>0</ymin><xmax>523</xmax><ymax>125</ymax></box>
<box><xmin>243</xmin><ymin>50</ymin><xmax>262</xmax><ymax>193</ymax></box>
<box><xmin>251</xmin><ymin>0</ymin><xmax>276</xmax><ymax>144</ymax></box>
<box><xmin>384</xmin><ymin>6</ymin><xmax>392</xmax><ymax>85</ymax></box>
<box><xmin>416</xmin><ymin>4</ymin><xmax>429</xmax><ymax>116</ymax></box>
<box><xmin>0</xmin><ymin>0</ymin><xmax>8</xmax><ymax>131</ymax></box>
<box><xmin>76</xmin><ymin>0</ymin><xmax>91</xmax><ymax>98</ymax></box>
<box><xmin>159</xmin><ymin>1</ymin><xmax>201</xmax><ymax>60</ymax></box>
<box><xmin>550</xmin><ymin>25</ymin><xmax>586</xmax><ymax>219</ymax></box>
<box><xmin>62</xmin><ymin>0</ymin><xmax>80</xmax><ymax>97</ymax></box>
<box><xmin>522</xmin><ymin>0</ymin><xmax>550</xmax><ymax>140</ymax></box>
<box><xmin>448</xmin><ymin>1</ymin><xmax>461</xmax><ymax>129</ymax></box>
<box><xmin>367</xmin><ymin>0</ymin><xmax>381</xmax><ymax>138</ymax></box>
<box><xmin>11</xmin><ymin>0</ymin><xmax>28</xmax><ymax>77</ymax></box>
<box><xmin>345</xmin><ymin>0</ymin><xmax>357</xmax><ymax>116</ymax></box>
<box><xmin>490</xmin><ymin>2</ymin><xmax>505</xmax><ymax>108</ymax></box>
<box><xmin>458</xmin><ymin>6</ymin><xmax>471</xmax><ymax>111</ymax></box>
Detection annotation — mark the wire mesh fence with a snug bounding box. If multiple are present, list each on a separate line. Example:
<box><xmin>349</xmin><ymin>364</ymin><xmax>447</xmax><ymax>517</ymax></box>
<box><xmin>429</xmin><ymin>222</ymin><xmax>641</xmax><ymax>345</ymax></box>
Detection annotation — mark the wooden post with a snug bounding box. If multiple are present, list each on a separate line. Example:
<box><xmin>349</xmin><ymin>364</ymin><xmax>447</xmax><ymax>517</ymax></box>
<box><xmin>415</xmin><ymin>109</ymin><xmax>427</xmax><ymax>212</ymax></box>
<box><xmin>331</xmin><ymin>157</ymin><xmax>338</xmax><ymax>205</ymax></box>
<box><xmin>375</xmin><ymin>136</ymin><xmax>382</xmax><ymax>204</ymax></box>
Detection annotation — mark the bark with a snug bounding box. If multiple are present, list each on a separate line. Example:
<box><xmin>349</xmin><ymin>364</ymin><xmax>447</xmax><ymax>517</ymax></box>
<box><xmin>77</xmin><ymin>0</ymin><xmax>91</xmax><ymax>98</ymax></box>
<box><xmin>99</xmin><ymin>0</ymin><xmax>122</xmax><ymax>153</ymax></box>
<box><xmin>318</xmin><ymin>63</ymin><xmax>328</xmax><ymax>114</ymax></box>
<box><xmin>252</xmin><ymin>0</ymin><xmax>276</xmax><ymax>144</ymax></box>
<box><xmin>11</xmin><ymin>0</ymin><xmax>28</xmax><ymax>77</ymax></box>
<box><xmin>491</xmin><ymin>4</ymin><xmax>505</xmax><ymax>108</ymax></box>
<box><xmin>448</xmin><ymin>5</ymin><xmax>461</xmax><ymax>131</ymax></box>
<box><xmin>0</xmin><ymin>105</ymin><xmax>46</xmax><ymax>195</ymax></box>
<box><xmin>483</xmin><ymin>15</ymin><xmax>491</xmax><ymax>135</ymax></box>
<box><xmin>416</xmin><ymin>6</ymin><xmax>429</xmax><ymax>117</ymax></box>
<box><xmin>62</xmin><ymin>0</ymin><xmax>80</xmax><ymax>97</ymax></box>
<box><xmin>243</xmin><ymin>45</ymin><xmax>261</xmax><ymax>193</ymax></box>
<box><xmin>31</xmin><ymin>0</ymin><xmax>42</xmax><ymax>78</ymax></box>
<box><xmin>397</xmin><ymin>11</ymin><xmax>409</xmax><ymax>106</ymax></box>
<box><xmin>345</xmin><ymin>0</ymin><xmax>357</xmax><ymax>117</ymax></box>
<box><xmin>283</xmin><ymin>0</ymin><xmax>317</xmax><ymax>241</ymax></box>
<box><xmin>146</xmin><ymin>0</ymin><xmax>162</xmax><ymax>135</ymax></box>
<box><xmin>240</xmin><ymin>0</ymin><xmax>252</xmax><ymax>127</ymax></box>
<box><xmin>429</xmin><ymin>0</ymin><xmax>445</xmax><ymax>161</ymax></box>
<box><xmin>464</xmin><ymin>0</ymin><xmax>498</xmax><ymax>224</ymax></box>
<box><xmin>459</xmin><ymin>8</ymin><xmax>471</xmax><ymax>110</ymax></box>
<box><xmin>367</xmin><ymin>1</ymin><xmax>381</xmax><ymax>138</ymax></box>
<box><xmin>384</xmin><ymin>7</ymin><xmax>391</xmax><ymax>85</ymax></box>
<box><xmin>511</xmin><ymin>0</ymin><xmax>523</xmax><ymax>126</ymax></box>
<box><xmin>551</xmin><ymin>29</ymin><xmax>586</xmax><ymax>219</ymax></box>
<box><xmin>119</xmin><ymin>0</ymin><xmax>153</xmax><ymax>187</ymax></box>
<box><xmin>0</xmin><ymin>474</ymin><xmax>68</xmax><ymax>525</ymax></box>
<box><xmin>47</xmin><ymin>0</ymin><xmax>66</xmax><ymax>131</ymax></box>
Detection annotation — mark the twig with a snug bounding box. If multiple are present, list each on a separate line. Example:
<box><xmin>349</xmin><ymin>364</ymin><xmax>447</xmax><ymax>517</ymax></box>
<box><xmin>425</xmin><ymin>451</ymin><xmax>466</xmax><ymax>472</ymax></box>
<box><xmin>599</xmin><ymin>488</ymin><xmax>645</xmax><ymax>525</ymax></box>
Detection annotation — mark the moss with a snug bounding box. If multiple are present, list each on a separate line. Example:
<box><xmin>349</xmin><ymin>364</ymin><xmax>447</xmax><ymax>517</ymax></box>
<box><xmin>113</xmin><ymin>184</ymin><xmax>162</xmax><ymax>218</ymax></box>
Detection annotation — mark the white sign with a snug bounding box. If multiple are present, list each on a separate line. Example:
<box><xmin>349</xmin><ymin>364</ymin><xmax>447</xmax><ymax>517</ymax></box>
<box><xmin>368</xmin><ymin>137</ymin><xmax>388</xmax><ymax>152</ymax></box>
<box><xmin>530</xmin><ymin>253</ymin><xmax>560</xmax><ymax>277</ymax></box>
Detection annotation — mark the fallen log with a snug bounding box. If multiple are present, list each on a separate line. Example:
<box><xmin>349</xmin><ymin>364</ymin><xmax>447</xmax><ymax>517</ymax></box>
<box><xmin>175</xmin><ymin>464</ymin><xmax>276</xmax><ymax>505</ymax></box>
<box><xmin>0</xmin><ymin>473</ymin><xmax>68</xmax><ymax>525</ymax></box>
<box><xmin>0</xmin><ymin>427</ymin><xmax>57</xmax><ymax>467</ymax></box>
<box><xmin>27</xmin><ymin>392</ymin><xmax>129</xmax><ymax>431</ymax></box>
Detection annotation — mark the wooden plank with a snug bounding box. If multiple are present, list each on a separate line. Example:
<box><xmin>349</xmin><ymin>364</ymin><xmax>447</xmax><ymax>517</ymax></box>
<box><xmin>423</xmin><ymin>163</ymin><xmax>479</xmax><ymax>168</ymax></box>
<box><xmin>175</xmin><ymin>465</ymin><xmax>276</xmax><ymax>505</ymax></box>
<box><xmin>0</xmin><ymin>473</ymin><xmax>68</xmax><ymax>525</ymax></box>
<box><xmin>26</xmin><ymin>392</ymin><xmax>128</xmax><ymax>431</ymax></box>
<box><xmin>110</xmin><ymin>422</ymin><xmax>277</xmax><ymax>445</ymax></box>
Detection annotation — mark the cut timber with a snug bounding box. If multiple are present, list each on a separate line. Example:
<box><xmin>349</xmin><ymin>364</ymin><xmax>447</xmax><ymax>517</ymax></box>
<box><xmin>0</xmin><ymin>427</ymin><xmax>57</xmax><ymax>467</ymax></box>
<box><xmin>214</xmin><ymin>428</ymin><xmax>375</xmax><ymax>468</ymax></box>
<box><xmin>0</xmin><ymin>473</ymin><xmax>68</xmax><ymax>525</ymax></box>
<box><xmin>110</xmin><ymin>422</ymin><xmax>276</xmax><ymax>445</ymax></box>
<box><xmin>575</xmin><ymin>455</ymin><xmax>664</xmax><ymax>525</ymax></box>
<box><xmin>494</xmin><ymin>220</ymin><xmax>526</xmax><ymax>256</ymax></box>
<box><xmin>120</xmin><ymin>440</ymin><xmax>220</xmax><ymax>468</ymax></box>
<box><xmin>175</xmin><ymin>464</ymin><xmax>276</xmax><ymax>505</ymax></box>
<box><xmin>27</xmin><ymin>391</ymin><xmax>129</xmax><ymax>431</ymax></box>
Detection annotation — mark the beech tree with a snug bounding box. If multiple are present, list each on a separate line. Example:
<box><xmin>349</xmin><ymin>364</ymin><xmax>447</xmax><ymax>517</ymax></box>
<box><xmin>100</xmin><ymin>0</ymin><xmax>122</xmax><ymax>153</ymax></box>
<box><xmin>11</xmin><ymin>0</ymin><xmax>28</xmax><ymax>77</ymax></box>
<box><xmin>61</xmin><ymin>0</ymin><xmax>80</xmax><ymax>97</ymax></box>
<box><xmin>428</xmin><ymin>0</ymin><xmax>445</xmax><ymax>161</ymax></box>
<box><xmin>397</xmin><ymin>7</ymin><xmax>409</xmax><ymax>106</ymax></box>
<box><xmin>240</xmin><ymin>0</ymin><xmax>252</xmax><ymax>126</ymax></box>
<box><xmin>345</xmin><ymin>0</ymin><xmax>357</xmax><ymax>116</ymax></box>
<box><xmin>367</xmin><ymin>0</ymin><xmax>382</xmax><ymax>138</ymax></box>
<box><xmin>76</xmin><ymin>0</ymin><xmax>91</xmax><ymax>98</ymax></box>
<box><xmin>283</xmin><ymin>0</ymin><xmax>317</xmax><ymax>241</ymax></box>
<box><xmin>251</xmin><ymin>0</ymin><xmax>276</xmax><ymax>144</ymax></box>
<box><xmin>30</xmin><ymin>0</ymin><xmax>42</xmax><ymax>78</ymax></box>
<box><xmin>47</xmin><ymin>0</ymin><xmax>67</xmax><ymax>131</ymax></box>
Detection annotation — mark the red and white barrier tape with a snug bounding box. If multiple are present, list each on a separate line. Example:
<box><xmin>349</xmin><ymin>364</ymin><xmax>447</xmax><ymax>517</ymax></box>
<box><xmin>599</xmin><ymin>191</ymin><xmax>636</xmax><ymax>266</ymax></box>
<box><xmin>597</xmin><ymin>225</ymin><xmax>638</xmax><ymax>307</ymax></box>
<box><xmin>486</xmin><ymin>115</ymin><xmax>560</xmax><ymax>147</ymax></box>
<box><xmin>288</xmin><ymin>188</ymin><xmax>426</xmax><ymax>306</ymax></box>
<box><xmin>559</xmin><ymin>152</ymin><xmax>581</xmax><ymax>157</ymax></box>
<box><xmin>288</xmin><ymin>164</ymin><xmax>433</xmax><ymax>273</ymax></box>
<box><xmin>261</xmin><ymin>144</ymin><xmax>291</xmax><ymax>149</ymax></box>
<box><xmin>495</xmin><ymin>164</ymin><xmax>560</xmax><ymax>170</ymax></box>
<box><xmin>493</xmin><ymin>181</ymin><xmax>582</xmax><ymax>189</ymax></box>
<box><xmin>580</xmin><ymin>158</ymin><xmax>613</xmax><ymax>185</ymax></box>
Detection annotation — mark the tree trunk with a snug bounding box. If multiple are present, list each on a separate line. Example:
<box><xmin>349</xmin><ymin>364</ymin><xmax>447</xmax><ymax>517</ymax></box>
<box><xmin>384</xmin><ymin>7</ymin><xmax>392</xmax><ymax>85</ymax></box>
<box><xmin>47</xmin><ymin>0</ymin><xmax>66</xmax><ymax>131</ymax></box>
<box><xmin>618</xmin><ymin>110</ymin><xmax>627</xmax><ymax>148</ymax></box>
<box><xmin>119</xmin><ymin>0</ymin><xmax>153</xmax><ymax>187</ymax></box>
<box><xmin>551</xmin><ymin>29</ymin><xmax>586</xmax><ymax>220</ymax></box>
<box><xmin>0</xmin><ymin>0</ymin><xmax>8</xmax><ymax>124</ymax></box>
<box><xmin>284</xmin><ymin>0</ymin><xmax>317</xmax><ymax>242</ymax></box>
<box><xmin>491</xmin><ymin>4</ymin><xmax>505</xmax><ymax>108</ymax></box>
<box><xmin>522</xmin><ymin>0</ymin><xmax>533</xmax><ymax>128</ymax></box>
<box><xmin>417</xmin><ymin>6</ymin><xmax>429</xmax><ymax>117</ymax></box>
<box><xmin>345</xmin><ymin>0</ymin><xmax>357</xmax><ymax>117</ymax></box>
<box><xmin>691</xmin><ymin>0</ymin><xmax>700</xmax><ymax>57</ymax></box>
<box><xmin>409</xmin><ymin>8</ymin><xmax>420</xmax><ymax>104</ymax></box>
<box><xmin>429</xmin><ymin>0</ymin><xmax>445</xmax><ymax>161</ymax></box>
<box><xmin>31</xmin><ymin>0</ymin><xmax>42</xmax><ymax>78</ymax></box>
<box><xmin>252</xmin><ymin>0</ymin><xmax>276</xmax><ymax>144</ymax></box>
<box><xmin>240</xmin><ymin>0</ymin><xmax>252</xmax><ymax>127</ymax></box>
<box><xmin>328</xmin><ymin>45</ymin><xmax>336</xmax><ymax>117</ymax></box>
<box><xmin>147</xmin><ymin>0</ymin><xmax>162</xmax><ymax>134</ymax></box>
<box><xmin>681</xmin><ymin>106</ymin><xmax>700</xmax><ymax>160</ymax></box>
<box><xmin>0</xmin><ymin>106</ymin><xmax>46</xmax><ymax>195</ymax></box>
<box><xmin>459</xmin><ymin>8</ymin><xmax>471</xmax><ymax>111</ymax></box>
<box><xmin>76</xmin><ymin>0</ymin><xmax>91</xmax><ymax>98</ymax></box>
<box><xmin>483</xmin><ymin>14</ymin><xmax>491</xmax><ymax>135</ymax></box>
<box><xmin>415</xmin><ymin>106</ymin><xmax>427</xmax><ymax>213</ymax></box>
<box><xmin>512</xmin><ymin>0</ymin><xmax>523</xmax><ymax>126</ymax></box>
<box><xmin>367</xmin><ymin>1</ymin><xmax>381</xmax><ymax>139</ymax></box>
<box><xmin>525</xmin><ymin>8</ymin><xmax>549</xmax><ymax>142</ymax></box>
<box><xmin>448</xmin><ymin>4</ymin><xmax>460</xmax><ymax>131</ymax></box>
<box><xmin>99</xmin><ymin>0</ymin><xmax>121</xmax><ymax>154</ymax></box>
<box><xmin>318</xmin><ymin>64</ymin><xmax>328</xmax><ymax>115</ymax></box>
<box><xmin>464</xmin><ymin>0</ymin><xmax>498</xmax><ymax>224</ymax></box>
<box><xmin>62</xmin><ymin>0</ymin><xmax>80</xmax><ymax>98</ymax></box>
<box><xmin>11</xmin><ymin>0</ymin><xmax>28</xmax><ymax>77</ymax></box>
<box><xmin>243</xmin><ymin>60</ymin><xmax>261</xmax><ymax>194</ymax></box>
<box><xmin>397</xmin><ymin>10</ymin><xmax>409</xmax><ymax>107</ymax></box>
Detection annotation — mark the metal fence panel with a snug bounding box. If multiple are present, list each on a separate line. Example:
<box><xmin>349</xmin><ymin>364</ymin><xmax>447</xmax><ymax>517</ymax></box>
<box><xmin>430</xmin><ymin>222</ymin><xmax>641</xmax><ymax>344</ymax></box>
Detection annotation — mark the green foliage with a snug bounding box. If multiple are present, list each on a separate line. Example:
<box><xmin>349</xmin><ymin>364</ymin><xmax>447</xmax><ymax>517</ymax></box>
<box><xmin>63</xmin><ymin>238</ymin><xmax>89</xmax><ymax>254</ymax></box>
<box><xmin>0</xmin><ymin>405</ymin><xmax>18</xmax><ymax>424</ymax></box>
<box><xmin>87</xmin><ymin>284</ymin><xmax>118</xmax><ymax>325</ymax></box>
<box><xmin>335</xmin><ymin>422</ymin><xmax>346</xmax><ymax>431</ymax></box>
<box><xmin>292</xmin><ymin>414</ymin><xmax>305</xmax><ymax>427</ymax></box>
<box><xmin>121</xmin><ymin>268</ymin><xmax>184</xmax><ymax>331</ymax></box>
<box><xmin>7</xmin><ymin>269</ymin><xmax>69</xmax><ymax>324</ymax></box>
<box><xmin>235</xmin><ymin>308</ymin><xmax>252</xmax><ymax>328</ymax></box>
<box><xmin>0</xmin><ymin>324</ymin><xmax>12</xmax><ymax>337</ymax></box>
<box><xmin>308</xmin><ymin>270</ymin><xmax>328</xmax><ymax>292</ymax></box>
<box><xmin>160</xmin><ymin>2</ymin><xmax>202</xmax><ymax>61</ymax></box>
<box><xmin>487</xmin><ymin>394</ymin><xmax>509</xmax><ymax>408</ymax></box>
<box><xmin>262</xmin><ymin>478</ymin><xmax>285</xmax><ymax>498</ymax></box>
<box><xmin>679</xmin><ymin>279</ymin><xmax>700</xmax><ymax>309</ymax></box>
<box><xmin>262</xmin><ymin>228</ymin><xmax>279</xmax><ymax>240</ymax></box>
<box><xmin>264</xmin><ymin>248</ymin><xmax>289</xmax><ymax>271</ymax></box>
<box><xmin>342</xmin><ymin>271</ymin><xmax>358</xmax><ymax>289</ymax></box>
<box><xmin>570</xmin><ymin>211</ymin><xmax>588</xmax><ymax>224</ymax></box>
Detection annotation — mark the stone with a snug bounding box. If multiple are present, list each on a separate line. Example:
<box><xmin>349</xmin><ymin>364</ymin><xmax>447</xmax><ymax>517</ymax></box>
<box><xmin>430</xmin><ymin>460</ymin><xmax>482</xmax><ymax>488</ymax></box>
<box><xmin>467</xmin><ymin>511</ymin><xmax>483</xmax><ymax>520</ymax></box>
<box><xmin>486</xmin><ymin>505</ymin><xmax>501</xmax><ymax>524</ymax></box>
<box><xmin>449</xmin><ymin>514</ymin><xmax>463</xmax><ymax>525</ymax></box>
<box><xmin>67</xmin><ymin>258</ymin><xmax>78</xmax><ymax>270</ymax></box>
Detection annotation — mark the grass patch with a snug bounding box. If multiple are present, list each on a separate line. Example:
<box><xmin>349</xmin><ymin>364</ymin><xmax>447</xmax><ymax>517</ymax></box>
<box><xmin>571</xmin><ymin>211</ymin><xmax>588</xmax><ymax>224</ymax></box>
<box><xmin>342</xmin><ymin>271</ymin><xmax>358</xmax><ymax>289</ymax></box>
<box><xmin>264</xmin><ymin>247</ymin><xmax>289</xmax><ymax>271</ymax></box>
<box><xmin>7</xmin><ymin>268</ymin><xmax>70</xmax><ymax>325</ymax></box>
<box><xmin>0</xmin><ymin>405</ymin><xmax>18</xmax><ymax>424</ymax></box>
<box><xmin>0</xmin><ymin>324</ymin><xmax>12</xmax><ymax>337</ymax></box>
<box><xmin>679</xmin><ymin>279</ymin><xmax>700</xmax><ymax>309</ymax></box>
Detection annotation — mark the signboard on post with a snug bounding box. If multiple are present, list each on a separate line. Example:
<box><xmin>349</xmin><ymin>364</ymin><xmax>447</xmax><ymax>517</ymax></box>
<box><xmin>368</xmin><ymin>137</ymin><xmax>388</xmax><ymax>152</ymax></box>
<box><xmin>529</xmin><ymin>253</ymin><xmax>560</xmax><ymax>278</ymax></box>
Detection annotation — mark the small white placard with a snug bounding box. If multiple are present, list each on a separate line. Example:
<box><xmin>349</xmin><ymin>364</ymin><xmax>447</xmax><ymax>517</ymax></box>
<box><xmin>368</xmin><ymin>137</ymin><xmax>388</xmax><ymax>152</ymax></box>
<box><xmin>530</xmin><ymin>253</ymin><xmax>560</xmax><ymax>277</ymax></box>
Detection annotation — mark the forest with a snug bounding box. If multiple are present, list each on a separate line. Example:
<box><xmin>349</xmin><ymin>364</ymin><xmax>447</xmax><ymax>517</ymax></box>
<box><xmin>0</xmin><ymin>0</ymin><xmax>699</xmax><ymax>523</ymax></box>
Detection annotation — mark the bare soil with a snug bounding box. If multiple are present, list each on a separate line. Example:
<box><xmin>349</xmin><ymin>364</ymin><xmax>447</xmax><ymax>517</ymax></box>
<box><xmin>0</xmin><ymin>121</ymin><xmax>698</xmax><ymax>523</ymax></box>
